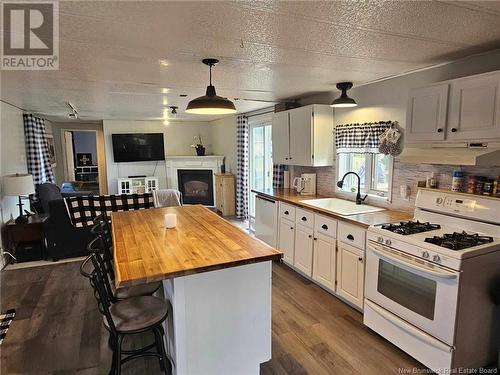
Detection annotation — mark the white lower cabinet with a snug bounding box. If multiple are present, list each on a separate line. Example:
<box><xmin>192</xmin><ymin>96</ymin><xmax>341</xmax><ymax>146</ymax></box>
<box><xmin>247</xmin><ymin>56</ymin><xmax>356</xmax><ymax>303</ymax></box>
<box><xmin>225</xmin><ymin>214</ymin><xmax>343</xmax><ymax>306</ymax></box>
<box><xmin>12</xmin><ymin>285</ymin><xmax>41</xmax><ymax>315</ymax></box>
<box><xmin>336</xmin><ymin>242</ymin><xmax>365</xmax><ymax>309</ymax></box>
<box><xmin>276</xmin><ymin>202</ymin><xmax>365</xmax><ymax>310</ymax></box>
<box><xmin>294</xmin><ymin>223</ymin><xmax>314</xmax><ymax>276</ymax></box>
<box><xmin>278</xmin><ymin>218</ymin><xmax>295</xmax><ymax>265</ymax></box>
<box><xmin>312</xmin><ymin>232</ymin><xmax>336</xmax><ymax>291</ymax></box>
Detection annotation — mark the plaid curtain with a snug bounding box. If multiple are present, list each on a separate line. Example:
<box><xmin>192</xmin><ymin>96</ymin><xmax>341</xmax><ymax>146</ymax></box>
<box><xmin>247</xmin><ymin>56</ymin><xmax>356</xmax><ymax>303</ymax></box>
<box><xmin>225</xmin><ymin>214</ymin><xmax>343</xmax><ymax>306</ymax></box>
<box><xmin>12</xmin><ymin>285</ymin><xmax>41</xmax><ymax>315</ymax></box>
<box><xmin>335</xmin><ymin>121</ymin><xmax>392</xmax><ymax>153</ymax></box>
<box><xmin>236</xmin><ymin>115</ymin><xmax>249</xmax><ymax>219</ymax></box>
<box><xmin>272</xmin><ymin>164</ymin><xmax>285</xmax><ymax>188</ymax></box>
<box><xmin>23</xmin><ymin>114</ymin><xmax>55</xmax><ymax>184</ymax></box>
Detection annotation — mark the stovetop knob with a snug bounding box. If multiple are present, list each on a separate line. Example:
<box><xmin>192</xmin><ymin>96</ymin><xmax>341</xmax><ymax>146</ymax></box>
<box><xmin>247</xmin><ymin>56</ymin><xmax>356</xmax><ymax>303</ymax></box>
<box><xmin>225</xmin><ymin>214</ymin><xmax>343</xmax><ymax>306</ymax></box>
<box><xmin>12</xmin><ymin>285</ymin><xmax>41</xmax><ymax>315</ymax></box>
<box><xmin>377</xmin><ymin>236</ymin><xmax>384</xmax><ymax>243</ymax></box>
<box><xmin>422</xmin><ymin>251</ymin><xmax>430</xmax><ymax>258</ymax></box>
<box><xmin>433</xmin><ymin>255</ymin><xmax>441</xmax><ymax>262</ymax></box>
<box><xmin>385</xmin><ymin>239</ymin><xmax>392</xmax><ymax>246</ymax></box>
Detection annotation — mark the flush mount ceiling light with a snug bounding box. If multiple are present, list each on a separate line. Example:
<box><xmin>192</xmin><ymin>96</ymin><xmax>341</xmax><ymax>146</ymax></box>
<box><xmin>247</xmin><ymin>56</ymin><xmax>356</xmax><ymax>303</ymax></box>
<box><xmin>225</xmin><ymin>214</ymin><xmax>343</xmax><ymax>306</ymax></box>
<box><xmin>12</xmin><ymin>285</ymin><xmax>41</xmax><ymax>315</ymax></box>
<box><xmin>186</xmin><ymin>58</ymin><xmax>237</xmax><ymax>115</ymax></box>
<box><xmin>330</xmin><ymin>82</ymin><xmax>358</xmax><ymax>108</ymax></box>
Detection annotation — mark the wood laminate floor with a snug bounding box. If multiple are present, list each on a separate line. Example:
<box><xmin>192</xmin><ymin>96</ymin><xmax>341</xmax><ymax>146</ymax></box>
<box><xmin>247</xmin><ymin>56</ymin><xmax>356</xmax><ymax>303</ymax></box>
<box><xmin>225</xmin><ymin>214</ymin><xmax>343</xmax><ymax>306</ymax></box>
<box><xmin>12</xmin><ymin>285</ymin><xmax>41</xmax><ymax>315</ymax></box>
<box><xmin>0</xmin><ymin>260</ymin><xmax>424</xmax><ymax>374</ymax></box>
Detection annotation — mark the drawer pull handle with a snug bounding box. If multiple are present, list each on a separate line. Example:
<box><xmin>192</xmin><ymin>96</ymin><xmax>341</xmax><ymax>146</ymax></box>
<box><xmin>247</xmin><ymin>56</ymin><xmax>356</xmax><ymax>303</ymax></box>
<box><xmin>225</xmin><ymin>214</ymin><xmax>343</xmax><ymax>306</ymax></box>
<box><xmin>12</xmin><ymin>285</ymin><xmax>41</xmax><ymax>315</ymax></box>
<box><xmin>284</xmin><ymin>210</ymin><xmax>289</xmax><ymax>215</ymax></box>
<box><xmin>451</xmin><ymin>128</ymin><xmax>457</xmax><ymax>133</ymax></box>
<box><xmin>321</xmin><ymin>224</ymin><xmax>328</xmax><ymax>230</ymax></box>
<box><xmin>347</xmin><ymin>234</ymin><xmax>354</xmax><ymax>241</ymax></box>
<box><xmin>301</xmin><ymin>217</ymin><xmax>307</xmax><ymax>221</ymax></box>
<box><xmin>290</xmin><ymin>226</ymin><xmax>294</xmax><ymax>230</ymax></box>
<box><xmin>437</xmin><ymin>128</ymin><xmax>443</xmax><ymax>133</ymax></box>
<box><xmin>308</xmin><ymin>234</ymin><xmax>312</xmax><ymax>238</ymax></box>
<box><xmin>358</xmin><ymin>257</ymin><xmax>363</xmax><ymax>262</ymax></box>
<box><xmin>314</xmin><ymin>237</ymin><xmax>317</xmax><ymax>241</ymax></box>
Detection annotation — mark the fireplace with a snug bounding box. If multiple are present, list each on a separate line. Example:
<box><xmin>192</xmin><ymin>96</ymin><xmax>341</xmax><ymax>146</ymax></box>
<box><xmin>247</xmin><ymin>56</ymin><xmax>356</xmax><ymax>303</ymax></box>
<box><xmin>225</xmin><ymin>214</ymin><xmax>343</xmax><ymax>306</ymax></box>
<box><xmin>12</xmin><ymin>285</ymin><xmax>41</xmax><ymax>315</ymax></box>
<box><xmin>177</xmin><ymin>169</ymin><xmax>214</xmax><ymax>205</ymax></box>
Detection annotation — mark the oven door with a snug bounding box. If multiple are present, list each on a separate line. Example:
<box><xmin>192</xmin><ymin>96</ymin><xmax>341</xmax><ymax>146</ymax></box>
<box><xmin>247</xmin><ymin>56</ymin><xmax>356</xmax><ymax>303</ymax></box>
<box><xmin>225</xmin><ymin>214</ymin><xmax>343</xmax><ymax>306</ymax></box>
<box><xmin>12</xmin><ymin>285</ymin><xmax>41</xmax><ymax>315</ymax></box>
<box><xmin>365</xmin><ymin>241</ymin><xmax>460</xmax><ymax>345</ymax></box>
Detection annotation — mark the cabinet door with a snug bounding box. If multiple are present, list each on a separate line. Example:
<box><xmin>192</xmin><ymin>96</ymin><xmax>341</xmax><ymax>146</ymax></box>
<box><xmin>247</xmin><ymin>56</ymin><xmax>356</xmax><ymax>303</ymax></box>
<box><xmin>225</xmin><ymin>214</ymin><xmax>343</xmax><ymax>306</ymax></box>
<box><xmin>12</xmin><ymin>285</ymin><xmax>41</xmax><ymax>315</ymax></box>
<box><xmin>406</xmin><ymin>84</ymin><xmax>448</xmax><ymax>142</ymax></box>
<box><xmin>294</xmin><ymin>224</ymin><xmax>313</xmax><ymax>276</ymax></box>
<box><xmin>278</xmin><ymin>218</ymin><xmax>295</xmax><ymax>266</ymax></box>
<box><xmin>289</xmin><ymin>106</ymin><xmax>313</xmax><ymax>166</ymax></box>
<box><xmin>448</xmin><ymin>74</ymin><xmax>500</xmax><ymax>141</ymax></box>
<box><xmin>336</xmin><ymin>242</ymin><xmax>364</xmax><ymax>309</ymax></box>
<box><xmin>272</xmin><ymin>111</ymin><xmax>290</xmax><ymax>164</ymax></box>
<box><xmin>312</xmin><ymin>232</ymin><xmax>336</xmax><ymax>291</ymax></box>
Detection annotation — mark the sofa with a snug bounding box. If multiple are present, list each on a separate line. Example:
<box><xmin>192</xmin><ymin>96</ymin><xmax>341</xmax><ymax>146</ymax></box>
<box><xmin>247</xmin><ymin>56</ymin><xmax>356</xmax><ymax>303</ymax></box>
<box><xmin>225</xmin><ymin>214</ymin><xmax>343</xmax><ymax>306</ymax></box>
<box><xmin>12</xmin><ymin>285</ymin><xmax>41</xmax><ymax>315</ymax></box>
<box><xmin>36</xmin><ymin>183</ymin><xmax>95</xmax><ymax>260</ymax></box>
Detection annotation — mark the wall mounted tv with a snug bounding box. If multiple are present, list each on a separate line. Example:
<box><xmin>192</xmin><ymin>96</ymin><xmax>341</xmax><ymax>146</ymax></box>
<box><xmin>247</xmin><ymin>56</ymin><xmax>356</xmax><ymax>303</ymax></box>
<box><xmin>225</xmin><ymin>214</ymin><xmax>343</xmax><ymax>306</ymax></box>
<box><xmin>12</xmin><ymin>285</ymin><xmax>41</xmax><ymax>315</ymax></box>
<box><xmin>112</xmin><ymin>133</ymin><xmax>165</xmax><ymax>162</ymax></box>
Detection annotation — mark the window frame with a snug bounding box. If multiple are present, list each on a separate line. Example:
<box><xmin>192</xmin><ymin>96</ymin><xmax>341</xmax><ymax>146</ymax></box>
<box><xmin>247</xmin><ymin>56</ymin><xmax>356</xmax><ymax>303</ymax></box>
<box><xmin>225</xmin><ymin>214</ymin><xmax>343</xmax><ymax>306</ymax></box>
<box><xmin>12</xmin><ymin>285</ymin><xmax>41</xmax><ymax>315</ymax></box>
<box><xmin>335</xmin><ymin>152</ymin><xmax>394</xmax><ymax>202</ymax></box>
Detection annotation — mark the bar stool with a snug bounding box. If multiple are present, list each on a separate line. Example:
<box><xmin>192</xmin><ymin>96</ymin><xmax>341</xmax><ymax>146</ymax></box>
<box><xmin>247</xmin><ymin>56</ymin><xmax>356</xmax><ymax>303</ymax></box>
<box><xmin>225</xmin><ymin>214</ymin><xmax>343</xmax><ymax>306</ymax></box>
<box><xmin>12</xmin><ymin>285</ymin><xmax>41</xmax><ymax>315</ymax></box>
<box><xmin>80</xmin><ymin>253</ymin><xmax>172</xmax><ymax>375</ymax></box>
<box><xmin>87</xmin><ymin>235</ymin><xmax>161</xmax><ymax>301</ymax></box>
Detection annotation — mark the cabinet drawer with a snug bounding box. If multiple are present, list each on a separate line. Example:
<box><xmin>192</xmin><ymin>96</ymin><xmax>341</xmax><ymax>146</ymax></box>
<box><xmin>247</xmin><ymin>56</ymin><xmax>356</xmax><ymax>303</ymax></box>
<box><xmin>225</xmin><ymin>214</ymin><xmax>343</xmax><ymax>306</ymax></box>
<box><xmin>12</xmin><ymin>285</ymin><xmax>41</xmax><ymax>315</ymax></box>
<box><xmin>338</xmin><ymin>222</ymin><xmax>366</xmax><ymax>250</ymax></box>
<box><xmin>314</xmin><ymin>214</ymin><xmax>337</xmax><ymax>238</ymax></box>
<box><xmin>280</xmin><ymin>202</ymin><xmax>296</xmax><ymax>221</ymax></box>
<box><xmin>295</xmin><ymin>208</ymin><xmax>314</xmax><ymax>229</ymax></box>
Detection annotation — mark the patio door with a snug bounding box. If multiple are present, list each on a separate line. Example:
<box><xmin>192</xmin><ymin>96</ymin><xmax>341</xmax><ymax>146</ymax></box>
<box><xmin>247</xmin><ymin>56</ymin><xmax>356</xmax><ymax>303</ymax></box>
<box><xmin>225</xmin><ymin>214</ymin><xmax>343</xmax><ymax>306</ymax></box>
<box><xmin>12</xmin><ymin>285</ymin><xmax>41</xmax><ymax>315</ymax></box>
<box><xmin>249</xmin><ymin>115</ymin><xmax>273</xmax><ymax>230</ymax></box>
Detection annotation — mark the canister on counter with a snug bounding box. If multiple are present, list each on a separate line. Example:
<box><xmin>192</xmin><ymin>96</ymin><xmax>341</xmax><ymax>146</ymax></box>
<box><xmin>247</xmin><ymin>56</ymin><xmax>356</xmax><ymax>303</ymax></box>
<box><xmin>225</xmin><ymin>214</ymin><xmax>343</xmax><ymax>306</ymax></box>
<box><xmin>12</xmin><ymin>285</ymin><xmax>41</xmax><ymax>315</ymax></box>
<box><xmin>466</xmin><ymin>176</ymin><xmax>477</xmax><ymax>194</ymax></box>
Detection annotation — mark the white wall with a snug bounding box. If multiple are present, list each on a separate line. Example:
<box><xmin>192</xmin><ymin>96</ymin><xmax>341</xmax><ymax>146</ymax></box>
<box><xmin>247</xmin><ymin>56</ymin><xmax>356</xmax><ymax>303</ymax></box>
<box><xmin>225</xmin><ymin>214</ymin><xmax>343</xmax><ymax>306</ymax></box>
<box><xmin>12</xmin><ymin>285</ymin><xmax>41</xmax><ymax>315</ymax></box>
<box><xmin>210</xmin><ymin>116</ymin><xmax>237</xmax><ymax>174</ymax></box>
<box><xmin>0</xmin><ymin>102</ymin><xmax>28</xmax><ymax>224</ymax></box>
<box><xmin>102</xmin><ymin>120</ymin><xmax>215</xmax><ymax>193</ymax></box>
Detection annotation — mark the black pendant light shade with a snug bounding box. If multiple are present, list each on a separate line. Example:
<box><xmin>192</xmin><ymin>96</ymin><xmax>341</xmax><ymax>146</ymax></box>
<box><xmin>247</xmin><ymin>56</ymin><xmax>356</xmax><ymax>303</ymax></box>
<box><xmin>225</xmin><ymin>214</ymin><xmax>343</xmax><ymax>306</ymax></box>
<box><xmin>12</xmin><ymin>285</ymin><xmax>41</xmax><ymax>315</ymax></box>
<box><xmin>330</xmin><ymin>82</ymin><xmax>357</xmax><ymax>108</ymax></box>
<box><xmin>186</xmin><ymin>58</ymin><xmax>237</xmax><ymax>115</ymax></box>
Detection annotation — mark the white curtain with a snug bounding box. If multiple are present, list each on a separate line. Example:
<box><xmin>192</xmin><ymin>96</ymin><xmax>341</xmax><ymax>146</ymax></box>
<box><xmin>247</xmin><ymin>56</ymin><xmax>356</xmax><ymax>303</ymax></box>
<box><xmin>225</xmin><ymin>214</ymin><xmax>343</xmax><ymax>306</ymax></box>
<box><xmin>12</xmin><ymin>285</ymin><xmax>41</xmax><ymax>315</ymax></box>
<box><xmin>236</xmin><ymin>115</ymin><xmax>249</xmax><ymax>219</ymax></box>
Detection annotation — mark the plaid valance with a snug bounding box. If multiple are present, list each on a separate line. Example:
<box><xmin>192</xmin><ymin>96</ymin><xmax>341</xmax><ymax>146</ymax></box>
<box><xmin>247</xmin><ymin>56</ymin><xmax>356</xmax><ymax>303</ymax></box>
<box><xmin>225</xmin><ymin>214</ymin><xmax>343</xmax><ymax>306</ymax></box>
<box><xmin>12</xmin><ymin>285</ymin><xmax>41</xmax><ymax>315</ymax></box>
<box><xmin>335</xmin><ymin>121</ymin><xmax>392</xmax><ymax>153</ymax></box>
<box><xmin>65</xmin><ymin>193</ymin><xmax>154</xmax><ymax>227</ymax></box>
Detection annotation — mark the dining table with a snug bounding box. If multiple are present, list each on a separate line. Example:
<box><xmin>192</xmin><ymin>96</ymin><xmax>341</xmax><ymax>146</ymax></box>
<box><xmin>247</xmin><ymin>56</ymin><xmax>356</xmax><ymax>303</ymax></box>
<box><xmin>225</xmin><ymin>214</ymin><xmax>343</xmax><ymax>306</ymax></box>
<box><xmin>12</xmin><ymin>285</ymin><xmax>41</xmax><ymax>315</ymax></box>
<box><xmin>111</xmin><ymin>205</ymin><xmax>282</xmax><ymax>375</ymax></box>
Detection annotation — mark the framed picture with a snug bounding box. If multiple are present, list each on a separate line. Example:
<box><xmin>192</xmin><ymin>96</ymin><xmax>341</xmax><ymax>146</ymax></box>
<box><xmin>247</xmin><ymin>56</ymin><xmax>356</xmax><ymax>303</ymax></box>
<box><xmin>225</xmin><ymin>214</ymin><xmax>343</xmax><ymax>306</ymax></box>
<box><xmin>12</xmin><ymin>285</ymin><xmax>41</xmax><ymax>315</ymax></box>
<box><xmin>46</xmin><ymin>134</ymin><xmax>57</xmax><ymax>167</ymax></box>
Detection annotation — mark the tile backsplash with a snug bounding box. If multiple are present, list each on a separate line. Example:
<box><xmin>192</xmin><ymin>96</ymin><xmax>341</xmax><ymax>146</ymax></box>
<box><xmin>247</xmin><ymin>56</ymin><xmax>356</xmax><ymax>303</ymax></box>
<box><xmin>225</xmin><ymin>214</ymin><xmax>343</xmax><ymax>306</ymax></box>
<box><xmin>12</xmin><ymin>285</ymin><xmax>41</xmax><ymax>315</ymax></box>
<box><xmin>290</xmin><ymin>161</ymin><xmax>500</xmax><ymax>213</ymax></box>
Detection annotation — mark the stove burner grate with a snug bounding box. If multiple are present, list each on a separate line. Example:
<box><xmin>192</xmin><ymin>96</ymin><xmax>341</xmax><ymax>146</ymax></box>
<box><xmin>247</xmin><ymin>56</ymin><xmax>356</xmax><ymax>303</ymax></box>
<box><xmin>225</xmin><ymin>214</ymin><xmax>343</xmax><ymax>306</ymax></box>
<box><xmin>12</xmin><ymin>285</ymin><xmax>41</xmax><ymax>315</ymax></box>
<box><xmin>380</xmin><ymin>220</ymin><xmax>441</xmax><ymax>235</ymax></box>
<box><xmin>424</xmin><ymin>231</ymin><xmax>494</xmax><ymax>250</ymax></box>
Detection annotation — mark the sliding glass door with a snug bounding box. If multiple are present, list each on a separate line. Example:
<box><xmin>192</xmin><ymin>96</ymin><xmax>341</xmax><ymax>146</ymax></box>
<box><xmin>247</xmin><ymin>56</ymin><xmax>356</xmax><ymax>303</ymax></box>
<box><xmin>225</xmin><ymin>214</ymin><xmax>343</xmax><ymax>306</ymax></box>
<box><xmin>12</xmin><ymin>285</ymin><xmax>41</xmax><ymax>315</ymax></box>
<box><xmin>249</xmin><ymin>115</ymin><xmax>273</xmax><ymax>229</ymax></box>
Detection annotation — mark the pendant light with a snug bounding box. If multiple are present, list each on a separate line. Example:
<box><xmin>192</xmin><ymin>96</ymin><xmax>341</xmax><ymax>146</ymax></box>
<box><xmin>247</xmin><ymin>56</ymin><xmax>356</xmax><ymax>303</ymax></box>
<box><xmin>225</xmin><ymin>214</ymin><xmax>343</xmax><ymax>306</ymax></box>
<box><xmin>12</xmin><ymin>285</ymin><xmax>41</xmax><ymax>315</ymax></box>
<box><xmin>186</xmin><ymin>58</ymin><xmax>237</xmax><ymax>115</ymax></box>
<box><xmin>330</xmin><ymin>82</ymin><xmax>357</xmax><ymax>108</ymax></box>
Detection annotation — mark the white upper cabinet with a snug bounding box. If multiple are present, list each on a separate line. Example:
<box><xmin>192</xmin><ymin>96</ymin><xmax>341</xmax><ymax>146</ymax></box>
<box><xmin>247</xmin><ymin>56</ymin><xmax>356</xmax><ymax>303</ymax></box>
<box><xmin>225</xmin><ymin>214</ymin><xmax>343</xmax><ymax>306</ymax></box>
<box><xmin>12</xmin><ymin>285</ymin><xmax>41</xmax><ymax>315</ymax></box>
<box><xmin>406</xmin><ymin>70</ymin><xmax>500</xmax><ymax>145</ymax></box>
<box><xmin>406</xmin><ymin>84</ymin><xmax>449</xmax><ymax>142</ymax></box>
<box><xmin>271</xmin><ymin>110</ymin><xmax>290</xmax><ymax>164</ymax></box>
<box><xmin>272</xmin><ymin>105</ymin><xmax>334</xmax><ymax>166</ymax></box>
<box><xmin>447</xmin><ymin>74</ymin><xmax>500</xmax><ymax>141</ymax></box>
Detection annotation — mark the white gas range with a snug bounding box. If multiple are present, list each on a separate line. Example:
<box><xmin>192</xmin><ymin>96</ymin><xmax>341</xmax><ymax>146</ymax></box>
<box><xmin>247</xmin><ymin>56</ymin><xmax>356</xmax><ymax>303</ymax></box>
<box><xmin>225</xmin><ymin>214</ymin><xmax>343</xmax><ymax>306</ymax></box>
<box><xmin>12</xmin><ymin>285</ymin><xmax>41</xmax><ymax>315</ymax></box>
<box><xmin>364</xmin><ymin>188</ymin><xmax>500</xmax><ymax>373</ymax></box>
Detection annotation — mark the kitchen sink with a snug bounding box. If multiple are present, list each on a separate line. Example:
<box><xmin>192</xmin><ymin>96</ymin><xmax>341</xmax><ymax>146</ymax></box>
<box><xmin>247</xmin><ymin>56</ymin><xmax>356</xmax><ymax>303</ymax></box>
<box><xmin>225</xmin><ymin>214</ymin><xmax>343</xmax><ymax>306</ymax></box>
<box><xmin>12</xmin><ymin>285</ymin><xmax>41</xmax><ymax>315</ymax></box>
<box><xmin>299</xmin><ymin>198</ymin><xmax>386</xmax><ymax>216</ymax></box>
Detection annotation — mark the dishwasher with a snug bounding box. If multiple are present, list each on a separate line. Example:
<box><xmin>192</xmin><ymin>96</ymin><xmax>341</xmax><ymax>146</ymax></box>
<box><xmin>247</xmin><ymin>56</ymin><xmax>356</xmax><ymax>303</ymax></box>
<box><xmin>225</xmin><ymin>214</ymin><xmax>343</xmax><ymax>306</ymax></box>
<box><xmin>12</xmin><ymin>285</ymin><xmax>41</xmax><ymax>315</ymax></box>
<box><xmin>255</xmin><ymin>195</ymin><xmax>278</xmax><ymax>247</ymax></box>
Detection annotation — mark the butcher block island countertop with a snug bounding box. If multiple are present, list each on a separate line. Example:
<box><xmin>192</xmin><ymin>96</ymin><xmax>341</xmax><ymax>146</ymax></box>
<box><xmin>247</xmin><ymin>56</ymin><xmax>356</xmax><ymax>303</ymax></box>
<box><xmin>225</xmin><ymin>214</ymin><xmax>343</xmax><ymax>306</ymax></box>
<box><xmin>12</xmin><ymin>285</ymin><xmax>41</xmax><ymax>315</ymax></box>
<box><xmin>111</xmin><ymin>205</ymin><xmax>282</xmax><ymax>288</ymax></box>
<box><xmin>252</xmin><ymin>188</ymin><xmax>412</xmax><ymax>228</ymax></box>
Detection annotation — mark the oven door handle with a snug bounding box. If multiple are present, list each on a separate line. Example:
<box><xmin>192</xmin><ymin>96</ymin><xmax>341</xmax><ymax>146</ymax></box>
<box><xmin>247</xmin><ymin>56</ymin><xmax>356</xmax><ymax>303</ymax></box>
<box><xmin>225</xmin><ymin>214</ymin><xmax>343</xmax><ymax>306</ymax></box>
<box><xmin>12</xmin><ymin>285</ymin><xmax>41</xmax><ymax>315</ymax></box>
<box><xmin>368</xmin><ymin>243</ymin><xmax>458</xmax><ymax>280</ymax></box>
<box><xmin>365</xmin><ymin>300</ymin><xmax>454</xmax><ymax>353</ymax></box>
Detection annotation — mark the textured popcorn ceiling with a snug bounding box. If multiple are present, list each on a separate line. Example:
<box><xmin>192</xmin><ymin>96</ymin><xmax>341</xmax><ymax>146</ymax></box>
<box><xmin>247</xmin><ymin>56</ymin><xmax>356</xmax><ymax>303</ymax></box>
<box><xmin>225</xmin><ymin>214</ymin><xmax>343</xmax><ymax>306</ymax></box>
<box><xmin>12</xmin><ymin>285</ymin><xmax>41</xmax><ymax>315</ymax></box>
<box><xmin>2</xmin><ymin>0</ymin><xmax>500</xmax><ymax>121</ymax></box>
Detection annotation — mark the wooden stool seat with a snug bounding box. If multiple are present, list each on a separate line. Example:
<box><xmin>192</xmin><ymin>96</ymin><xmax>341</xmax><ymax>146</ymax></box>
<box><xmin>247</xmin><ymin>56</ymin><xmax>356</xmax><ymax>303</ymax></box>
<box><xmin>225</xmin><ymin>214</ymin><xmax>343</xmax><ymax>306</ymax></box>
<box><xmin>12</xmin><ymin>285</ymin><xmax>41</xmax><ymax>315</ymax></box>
<box><xmin>113</xmin><ymin>281</ymin><xmax>161</xmax><ymax>300</ymax></box>
<box><xmin>104</xmin><ymin>296</ymin><xmax>169</xmax><ymax>333</ymax></box>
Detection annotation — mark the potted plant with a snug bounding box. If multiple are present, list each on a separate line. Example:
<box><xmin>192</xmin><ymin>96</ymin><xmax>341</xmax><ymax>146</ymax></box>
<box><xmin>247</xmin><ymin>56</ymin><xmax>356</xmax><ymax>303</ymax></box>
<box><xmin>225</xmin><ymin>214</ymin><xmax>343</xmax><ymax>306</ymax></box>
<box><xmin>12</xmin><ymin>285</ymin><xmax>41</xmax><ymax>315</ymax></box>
<box><xmin>191</xmin><ymin>135</ymin><xmax>205</xmax><ymax>156</ymax></box>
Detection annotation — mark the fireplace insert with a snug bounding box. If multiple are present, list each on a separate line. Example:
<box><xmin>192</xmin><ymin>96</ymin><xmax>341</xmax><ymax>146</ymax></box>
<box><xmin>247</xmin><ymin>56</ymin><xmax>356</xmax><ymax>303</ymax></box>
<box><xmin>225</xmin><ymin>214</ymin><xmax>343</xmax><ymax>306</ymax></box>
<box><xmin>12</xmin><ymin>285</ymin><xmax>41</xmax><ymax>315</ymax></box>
<box><xmin>177</xmin><ymin>169</ymin><xmax>214</xmax><ymax>205</ymax></box>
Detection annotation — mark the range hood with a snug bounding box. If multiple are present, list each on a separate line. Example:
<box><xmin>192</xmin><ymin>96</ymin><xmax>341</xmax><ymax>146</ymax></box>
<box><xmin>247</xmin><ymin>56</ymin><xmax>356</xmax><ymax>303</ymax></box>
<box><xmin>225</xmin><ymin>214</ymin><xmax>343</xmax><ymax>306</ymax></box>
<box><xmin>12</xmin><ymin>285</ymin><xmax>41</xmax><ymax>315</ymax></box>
<box><xmin>399</xmin><ymin>144</ymin><xmax>500</xmax><ymax>166</ymax></box>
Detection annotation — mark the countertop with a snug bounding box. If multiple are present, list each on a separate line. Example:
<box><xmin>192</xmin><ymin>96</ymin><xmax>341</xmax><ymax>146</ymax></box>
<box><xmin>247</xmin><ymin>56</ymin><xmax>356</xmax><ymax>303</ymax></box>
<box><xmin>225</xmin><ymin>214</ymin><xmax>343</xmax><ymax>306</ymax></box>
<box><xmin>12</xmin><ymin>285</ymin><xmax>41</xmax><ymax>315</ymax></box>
<box><xmin>111</xmin><ymin>205</ymin><xmax>282</xmax><ymax>288</ymax></box>
<box><xmin>252</xmin><ymin>188</ymin><xmax>413</xmax><ymax>228</ymax></box>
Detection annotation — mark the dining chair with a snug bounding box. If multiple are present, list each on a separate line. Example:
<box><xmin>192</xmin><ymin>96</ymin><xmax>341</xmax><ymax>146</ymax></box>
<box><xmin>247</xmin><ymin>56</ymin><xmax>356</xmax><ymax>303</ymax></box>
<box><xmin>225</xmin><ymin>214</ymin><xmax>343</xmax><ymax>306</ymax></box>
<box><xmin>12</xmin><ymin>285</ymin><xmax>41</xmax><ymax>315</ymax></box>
<box><xmin>87</xmin><ymin>233</ymin><xmax>161</xmax><ymax>301</ymax></box>
<box><xmin>80</xmin><ymin>253</ymin><xmax>172</xmax><ymax>375</ymax></box>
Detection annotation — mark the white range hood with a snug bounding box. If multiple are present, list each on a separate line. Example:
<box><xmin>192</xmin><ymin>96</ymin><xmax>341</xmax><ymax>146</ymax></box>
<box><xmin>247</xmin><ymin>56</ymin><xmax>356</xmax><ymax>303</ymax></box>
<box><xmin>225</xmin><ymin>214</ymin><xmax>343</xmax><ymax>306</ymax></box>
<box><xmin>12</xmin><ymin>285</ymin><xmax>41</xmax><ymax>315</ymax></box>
<box><xmin>399</xmin><ymin>144</ymin><xmax>500</xmax><ymax>166</ymax></box>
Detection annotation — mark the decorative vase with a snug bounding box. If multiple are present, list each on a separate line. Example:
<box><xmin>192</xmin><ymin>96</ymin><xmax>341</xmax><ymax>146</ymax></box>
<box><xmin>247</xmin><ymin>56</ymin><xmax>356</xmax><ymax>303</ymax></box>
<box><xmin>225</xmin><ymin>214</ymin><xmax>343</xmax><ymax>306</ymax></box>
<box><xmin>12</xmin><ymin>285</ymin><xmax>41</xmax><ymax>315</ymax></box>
<box><xmin>195</xmin><ymin>145</ymin><xmax>205</xmax><ymax>156</ymax></box>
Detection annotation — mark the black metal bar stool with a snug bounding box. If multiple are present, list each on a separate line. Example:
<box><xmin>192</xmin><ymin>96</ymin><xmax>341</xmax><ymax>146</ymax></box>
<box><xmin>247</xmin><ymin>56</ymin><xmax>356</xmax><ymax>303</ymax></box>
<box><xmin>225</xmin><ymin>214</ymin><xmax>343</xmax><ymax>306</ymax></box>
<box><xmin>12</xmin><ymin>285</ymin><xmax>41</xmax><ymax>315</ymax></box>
<box><xmin>81</xmin><ymin>252</ymin><xmax>173</xmax><ymax>375</ymax></box>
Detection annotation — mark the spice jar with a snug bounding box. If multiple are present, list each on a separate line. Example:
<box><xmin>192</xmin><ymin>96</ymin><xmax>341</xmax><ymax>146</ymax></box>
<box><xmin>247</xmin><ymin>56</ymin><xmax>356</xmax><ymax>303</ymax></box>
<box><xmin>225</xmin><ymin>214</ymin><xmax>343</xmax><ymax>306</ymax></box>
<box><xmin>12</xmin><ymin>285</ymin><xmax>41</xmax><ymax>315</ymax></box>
<box><xmin>466</xmin><ymin>176</ymin><xmax>476</xmax><ymax>194</ymax></box>
<box><xmin>475</xmin><ymin>177</ymin><xmax>485</xmax><ymax>195</ymax></box>
<box><xmin>451</xmin><ymin>171</ymin><xmax>464</xmax><ymax>192</ymax></box>
<box><xmin>483</xmin><ymin>179</ymin><xmax>494</xmax><ymax>196</ymax></box>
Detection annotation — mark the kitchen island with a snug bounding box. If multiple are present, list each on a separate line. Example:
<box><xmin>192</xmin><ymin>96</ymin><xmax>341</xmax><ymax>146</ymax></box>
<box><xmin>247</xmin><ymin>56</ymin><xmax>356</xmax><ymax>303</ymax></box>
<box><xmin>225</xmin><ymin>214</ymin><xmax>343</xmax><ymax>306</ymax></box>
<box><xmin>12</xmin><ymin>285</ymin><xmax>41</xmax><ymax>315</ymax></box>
<box><xmin>111</xmin><ymin>205</ymin><xmax>282</xmax><ymax>375</ymax></box>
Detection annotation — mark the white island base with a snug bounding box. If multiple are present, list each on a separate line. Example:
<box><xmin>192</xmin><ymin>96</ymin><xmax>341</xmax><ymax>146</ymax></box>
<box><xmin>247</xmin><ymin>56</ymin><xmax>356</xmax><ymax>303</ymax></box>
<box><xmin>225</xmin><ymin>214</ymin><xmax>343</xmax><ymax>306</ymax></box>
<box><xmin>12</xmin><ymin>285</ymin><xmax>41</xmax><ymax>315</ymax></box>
<box><xmin>162</xmin><ymin>261</ymin><xmax>273</xmax><ymax>375</ymax></box>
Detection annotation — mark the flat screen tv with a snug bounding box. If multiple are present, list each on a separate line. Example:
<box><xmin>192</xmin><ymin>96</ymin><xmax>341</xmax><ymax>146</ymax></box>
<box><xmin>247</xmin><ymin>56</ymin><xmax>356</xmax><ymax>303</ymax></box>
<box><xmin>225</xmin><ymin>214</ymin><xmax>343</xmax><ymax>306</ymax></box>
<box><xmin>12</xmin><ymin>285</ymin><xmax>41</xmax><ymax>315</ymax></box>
<box><xmin>112</xmin><ymin>133</ymin><xmax>165</xmax><ymax>162</ymax></box>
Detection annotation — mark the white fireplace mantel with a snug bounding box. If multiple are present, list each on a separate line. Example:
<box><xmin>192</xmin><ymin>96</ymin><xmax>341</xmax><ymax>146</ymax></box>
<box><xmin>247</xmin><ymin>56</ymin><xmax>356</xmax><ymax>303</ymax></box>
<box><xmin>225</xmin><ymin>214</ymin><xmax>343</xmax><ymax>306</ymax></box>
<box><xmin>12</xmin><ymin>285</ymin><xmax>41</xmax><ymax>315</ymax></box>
<box><xmin>165</xmin><ymin>156</ymin><xmax>225</xmax><ymax>204</ymax></box>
